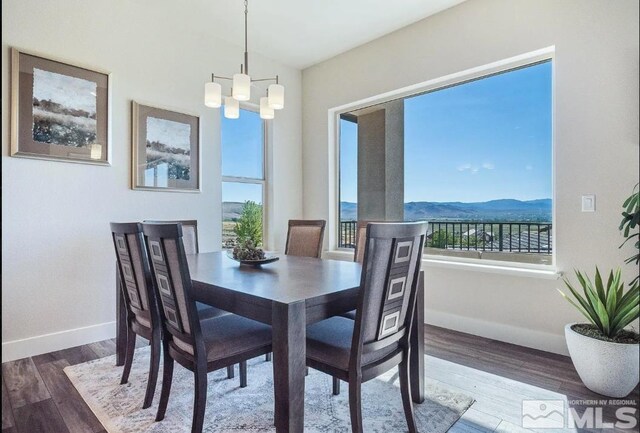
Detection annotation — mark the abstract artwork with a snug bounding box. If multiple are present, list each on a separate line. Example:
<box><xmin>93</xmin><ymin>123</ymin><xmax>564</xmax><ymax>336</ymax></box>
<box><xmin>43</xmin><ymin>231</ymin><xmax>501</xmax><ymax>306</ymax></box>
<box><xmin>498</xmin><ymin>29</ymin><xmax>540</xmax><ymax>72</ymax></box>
<box><xmin>132</xmin><ymin>102</ymin><xmax>200</xmax><ymax>192</ymax></box>
<box><xmin>10</xmin><ymin>48</ymin><xmax>110</xmax><ymax>164</ymax></box>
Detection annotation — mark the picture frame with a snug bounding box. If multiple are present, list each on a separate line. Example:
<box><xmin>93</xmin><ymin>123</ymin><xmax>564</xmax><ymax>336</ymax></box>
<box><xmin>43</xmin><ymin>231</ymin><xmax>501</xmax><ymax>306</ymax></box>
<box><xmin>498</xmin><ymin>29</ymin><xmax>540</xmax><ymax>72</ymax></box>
<box><xmin>132</xmin><ymin>101</ymin><xmax>201</xmax><ymax>192</ymax></box>
<box><xmin>10</xmin><ymin>47</ymin><xmax>111</xmax><ymax>165</ymax></box>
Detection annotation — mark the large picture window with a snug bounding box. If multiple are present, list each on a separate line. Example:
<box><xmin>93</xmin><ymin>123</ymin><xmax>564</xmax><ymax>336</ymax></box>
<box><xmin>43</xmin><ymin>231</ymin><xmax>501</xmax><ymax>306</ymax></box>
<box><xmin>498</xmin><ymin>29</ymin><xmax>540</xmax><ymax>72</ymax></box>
<box><xmin>338</xmin><ymin>59</ymin><xmax>553</xmax><ymax>265</ymax></box>
<box><xmin>221</xmin><ymin>108</ymin><xmax>266</xmax><ymax>248</ymax></box>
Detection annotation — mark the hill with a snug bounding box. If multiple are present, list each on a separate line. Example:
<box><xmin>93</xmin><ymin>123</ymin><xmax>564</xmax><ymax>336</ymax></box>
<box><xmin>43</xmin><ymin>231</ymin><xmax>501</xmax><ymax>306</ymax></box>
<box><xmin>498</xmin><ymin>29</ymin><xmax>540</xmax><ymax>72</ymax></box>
<box><xmin>340</xmin><ymin>198</ymin><xmax>551</xmax><ymax>222</ymax></box>
<box><xmin>222</xmin><ymin>202</ymin><xmax>245</xmax><ymax>221</ymax></box>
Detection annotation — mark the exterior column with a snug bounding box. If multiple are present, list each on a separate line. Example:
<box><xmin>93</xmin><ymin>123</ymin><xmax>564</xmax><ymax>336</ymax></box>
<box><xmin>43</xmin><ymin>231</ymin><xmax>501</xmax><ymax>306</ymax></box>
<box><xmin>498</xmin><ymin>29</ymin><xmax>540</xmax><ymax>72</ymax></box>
<box><xmin>357</xmin><ymin>99</ymin><xmax>404</xmax><ymax>221</ymax></box>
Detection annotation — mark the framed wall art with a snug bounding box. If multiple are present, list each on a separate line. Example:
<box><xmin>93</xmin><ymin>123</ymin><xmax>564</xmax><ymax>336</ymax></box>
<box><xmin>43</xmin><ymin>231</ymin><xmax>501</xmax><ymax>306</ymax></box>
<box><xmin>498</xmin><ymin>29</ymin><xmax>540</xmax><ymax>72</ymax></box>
<box><xmin>132</xmin><ymin>102</ymin><xmax>201</xmax><ymax>192</ymax></box>
<box><xmin>10</xmin><ymin>48</ymin><xmax>111</xmax><ymax>165</ymax></box>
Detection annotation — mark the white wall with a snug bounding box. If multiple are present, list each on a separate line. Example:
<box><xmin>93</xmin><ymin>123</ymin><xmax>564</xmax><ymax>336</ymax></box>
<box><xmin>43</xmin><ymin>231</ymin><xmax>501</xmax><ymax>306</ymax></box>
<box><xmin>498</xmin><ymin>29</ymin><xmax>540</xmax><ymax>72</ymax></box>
<box><xmin>1</xmin><ymin>0</ymin><xmax>303</xmax><ymax>362</ymax></box>
<box><xmin>303</xmin><ymin>0</ymin><xmax>639</xmax><ymax>354</ymax></box>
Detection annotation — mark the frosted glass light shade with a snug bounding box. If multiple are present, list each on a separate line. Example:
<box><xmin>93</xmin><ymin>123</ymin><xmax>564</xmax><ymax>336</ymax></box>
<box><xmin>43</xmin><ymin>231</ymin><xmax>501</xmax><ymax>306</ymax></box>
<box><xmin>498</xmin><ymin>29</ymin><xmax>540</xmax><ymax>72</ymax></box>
<box><xmin>224</xmin><ymin>96</ymin><xmax>240</xmax><ymax>119</ymax></box>
<box><xmin>268</xmin><ymin>84</ymin><xmax>285</xmax><ymax>110</ymax></box>
<box><xmin>232</xmin><ymin>73</ymin><xmax>251</xmax><ymax>101</ymax></box>
<box><xmin>204</xmin><ymin>82</ymin><xmax>222</xmax><ymax>107</ymax></box>
<box><xmin>260</xmin><ymin>97</ymin><xmax>274</xmax><ymax>120</ymax></box>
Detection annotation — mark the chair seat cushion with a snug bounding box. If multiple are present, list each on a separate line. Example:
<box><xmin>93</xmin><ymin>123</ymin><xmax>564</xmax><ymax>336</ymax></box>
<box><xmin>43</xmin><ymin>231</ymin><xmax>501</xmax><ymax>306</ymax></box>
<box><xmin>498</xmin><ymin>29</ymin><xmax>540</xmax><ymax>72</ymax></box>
<box><xmin>173</xmin><ymin>314</ymin><xmax>272</xmax><ymax>362</ymax></box>
<box><xmin>196</xmin><ymin>302</ymin><xmax>229</xmax><ymax>320</ymax></box>
<box><xmin>306</xmin><ymin>316</ymin><xmax>398</xmax><ymax>371</ymax></box>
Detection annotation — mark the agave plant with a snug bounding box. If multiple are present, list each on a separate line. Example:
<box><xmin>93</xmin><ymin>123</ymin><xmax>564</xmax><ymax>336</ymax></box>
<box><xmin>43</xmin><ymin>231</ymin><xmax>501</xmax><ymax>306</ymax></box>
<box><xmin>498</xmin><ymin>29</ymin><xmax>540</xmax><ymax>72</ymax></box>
<box><xmin>558</xmin><ymin>268</ymin><xmax>639</xmax><ymax>339</ymax></box>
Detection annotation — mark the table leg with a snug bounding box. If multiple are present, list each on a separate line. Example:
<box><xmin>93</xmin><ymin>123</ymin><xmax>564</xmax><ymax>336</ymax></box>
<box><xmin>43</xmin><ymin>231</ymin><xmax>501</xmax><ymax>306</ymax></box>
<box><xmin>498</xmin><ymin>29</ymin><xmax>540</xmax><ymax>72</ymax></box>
<box><xmin>410</xmin><ymin>270</ymin><xmax>425</xmax><ymax>403</ymax></box>
<box><xmin>115</xmin><ymin>268</ymin><xmax>127</xmax><ymax>367</ymax></box>
<box><xmin>272</xmin><ymin>301</ymin><xmax>306</xmax><ymax>433</ymax></box>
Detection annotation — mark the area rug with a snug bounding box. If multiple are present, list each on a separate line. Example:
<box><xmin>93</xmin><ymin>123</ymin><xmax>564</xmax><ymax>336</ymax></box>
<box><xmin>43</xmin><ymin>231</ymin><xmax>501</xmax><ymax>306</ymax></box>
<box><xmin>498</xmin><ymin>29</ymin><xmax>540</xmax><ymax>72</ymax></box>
<box><xmin>64</xmin><ymin>347</ymin><xmax>473</xmax><ymax>433</ymax></box>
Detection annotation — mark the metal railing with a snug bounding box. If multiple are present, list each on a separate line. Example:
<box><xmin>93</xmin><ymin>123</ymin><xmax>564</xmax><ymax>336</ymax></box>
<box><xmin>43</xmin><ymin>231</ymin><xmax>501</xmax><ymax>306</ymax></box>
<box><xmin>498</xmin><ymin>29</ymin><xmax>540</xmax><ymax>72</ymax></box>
<box><xmin>339</xmin><ymin>220</ymin><xmax>552</xmax><ymax>254</ymax></box>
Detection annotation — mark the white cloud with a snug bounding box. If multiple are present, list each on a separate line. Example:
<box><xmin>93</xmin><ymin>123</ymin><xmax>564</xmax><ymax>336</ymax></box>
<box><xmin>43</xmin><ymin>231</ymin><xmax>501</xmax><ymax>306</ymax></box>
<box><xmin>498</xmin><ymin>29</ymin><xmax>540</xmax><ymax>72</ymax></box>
<box><xmin>457</xmin><ymin>163</ymin><xmax>472</xmax><ymax>172</ymax></box>
<box><xmin>471</xmin><ymin>167</ymin><xmax>479</xmax><ymax>175</ymax></box>
<box><xmin>482</xmin><ymin>162</ymin><xmax>495</xmax><ymax>170</ymax></box>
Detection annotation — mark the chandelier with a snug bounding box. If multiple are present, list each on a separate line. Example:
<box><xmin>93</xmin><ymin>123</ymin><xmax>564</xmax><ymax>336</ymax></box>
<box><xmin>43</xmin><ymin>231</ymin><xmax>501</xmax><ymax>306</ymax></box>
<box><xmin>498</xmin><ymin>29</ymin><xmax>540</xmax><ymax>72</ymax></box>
<box><xmin>204</xmin><ymin>0</ymin><xmax>284</xmax><ymax>119</ymax></box>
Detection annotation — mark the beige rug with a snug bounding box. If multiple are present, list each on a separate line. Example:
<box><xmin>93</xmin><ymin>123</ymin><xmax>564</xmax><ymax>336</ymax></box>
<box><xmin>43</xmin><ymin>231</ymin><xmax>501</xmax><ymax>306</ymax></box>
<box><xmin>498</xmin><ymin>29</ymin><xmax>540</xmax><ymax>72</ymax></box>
<box><xmin>65</xmin><ymin>346</ymin><xmax>473</xmax><ymax>432</ymax></box>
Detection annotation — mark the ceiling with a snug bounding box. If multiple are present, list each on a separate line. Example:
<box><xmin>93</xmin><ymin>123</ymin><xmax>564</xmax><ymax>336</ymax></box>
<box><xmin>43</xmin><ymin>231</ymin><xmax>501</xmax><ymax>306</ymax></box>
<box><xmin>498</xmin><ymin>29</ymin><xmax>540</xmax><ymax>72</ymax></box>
<box><xmin>198</xmin><ymin>0</ymin><xmax>466</xmax><ymax>69</ymax></box>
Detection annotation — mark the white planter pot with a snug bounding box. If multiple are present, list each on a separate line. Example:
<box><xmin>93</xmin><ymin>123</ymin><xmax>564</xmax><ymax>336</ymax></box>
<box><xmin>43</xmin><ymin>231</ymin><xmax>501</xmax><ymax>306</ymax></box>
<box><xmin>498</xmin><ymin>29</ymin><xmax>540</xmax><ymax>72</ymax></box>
<box><xmin>565</xmin><ymin>323</ymin><xmax>639</xmax><ymax>398</ymax></box>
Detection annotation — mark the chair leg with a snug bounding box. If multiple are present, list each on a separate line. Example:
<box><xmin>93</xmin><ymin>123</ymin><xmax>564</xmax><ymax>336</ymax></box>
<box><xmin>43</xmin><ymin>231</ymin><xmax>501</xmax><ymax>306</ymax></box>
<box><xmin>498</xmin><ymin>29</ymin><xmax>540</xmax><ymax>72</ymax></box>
<box><xmin>120</xmin><ymin>330</ymin><xmax>136</xmax><ymax>384</ymax></box>
<box><xmin>155</xmin><ymin>344</ymin><xmax>174</xmax><ymax>421</ymax></box>
<box><xmin>265</xmin><ymin>352</ymin><xmax>272</xmax><ymax>362</ymax></box>
<box><xmin>142</xmin><ymin>331</ymin><xmax>161</xmax><ymax>409</ymax></box>
<box><xmin>239</xmin><ymin>361</ymin><xmax>247</xmax><ymax>388</ymax></box>
<box><xmin>227</xmin><ymin>365</ymin><xmax>235</xmax><ymax>379</ymax></box>
<box><xmin>399</xmin><ymin>358</ymin><xmax>418</xmax><ymax>433</ymax></box>
<box><xmin>192</xmin><ymin>368</ymin><xmax>208</xmax><ymax>433</ymax></box>
<box><xmin>348</xmin><ymin>378</ymin><xmax>363</xmax><ymax>433</ymax></box>
<box><xmin>333</xmin><ymin>377</ymin><xmax>341</xmax><ymax>395</ymax></box>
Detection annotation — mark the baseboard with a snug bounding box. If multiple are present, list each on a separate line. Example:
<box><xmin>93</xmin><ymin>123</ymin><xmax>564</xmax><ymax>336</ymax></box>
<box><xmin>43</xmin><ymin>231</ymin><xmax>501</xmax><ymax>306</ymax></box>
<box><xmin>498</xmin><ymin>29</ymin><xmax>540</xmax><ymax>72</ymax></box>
<box><xmin>425</xmin><ymin>309</ymin><xmax>569</xmax><ymax>356</ymax></box>
<box><xmin>2</xmin><ymin>321</ymin><xmax>116</xmax><ymax>363</ymax></box>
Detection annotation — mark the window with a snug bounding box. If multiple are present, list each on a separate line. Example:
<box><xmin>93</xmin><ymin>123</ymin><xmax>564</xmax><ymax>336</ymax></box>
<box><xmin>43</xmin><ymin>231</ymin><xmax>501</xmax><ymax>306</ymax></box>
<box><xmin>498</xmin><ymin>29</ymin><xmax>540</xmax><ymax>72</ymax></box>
<box><xmin>221</xmin><ymin>108</ymin><xmax>266</xmax><ymax>248</ymax></box>
<box><xmin>338</xmin><ymin>59</ymin><xmax>553</xmax><ymax>265</ymax></box>
<box><xmin>338</xmin><ymin>116</ymin><xmax>358</xmax><ymax>247</ymax></box>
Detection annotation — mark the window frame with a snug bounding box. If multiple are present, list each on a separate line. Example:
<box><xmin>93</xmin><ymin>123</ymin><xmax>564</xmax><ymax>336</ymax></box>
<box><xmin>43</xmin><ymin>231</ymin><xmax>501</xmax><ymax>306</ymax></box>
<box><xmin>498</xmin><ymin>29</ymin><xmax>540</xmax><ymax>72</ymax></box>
<box><xmin>330</xmin><ymin>47</ymin><xmax>556</xmax><ymax>271</ymax></box>
<box><xmin>221</xmin><ymin>103</ymin><xmax>269</xmax><ymax>248</ymax></box>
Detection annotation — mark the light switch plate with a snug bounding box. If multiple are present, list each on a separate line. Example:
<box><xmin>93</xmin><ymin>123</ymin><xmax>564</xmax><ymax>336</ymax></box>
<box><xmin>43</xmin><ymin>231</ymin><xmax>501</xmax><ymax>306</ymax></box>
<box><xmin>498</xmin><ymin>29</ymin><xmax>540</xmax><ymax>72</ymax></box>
<box><xmin>582</xmin><ymin>194</ymin><xmax>596</xmax><ymax>212</ymax></box>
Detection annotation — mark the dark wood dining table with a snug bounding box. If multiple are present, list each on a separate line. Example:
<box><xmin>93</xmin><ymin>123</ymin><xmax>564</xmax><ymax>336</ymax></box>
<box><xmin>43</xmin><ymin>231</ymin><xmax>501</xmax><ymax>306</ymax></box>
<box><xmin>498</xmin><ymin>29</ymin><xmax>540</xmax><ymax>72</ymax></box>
<box><xmin>116</xmin><ymin>251</ymin><xmax>425</xmax><ymax>433</ymax></box>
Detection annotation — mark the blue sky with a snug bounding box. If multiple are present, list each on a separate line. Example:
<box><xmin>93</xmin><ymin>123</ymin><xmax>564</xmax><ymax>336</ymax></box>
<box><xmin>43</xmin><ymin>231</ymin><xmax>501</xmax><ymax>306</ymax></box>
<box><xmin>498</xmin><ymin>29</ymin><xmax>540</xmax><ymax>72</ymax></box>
<box><xmin>340</xmin><ymin>61</ymin><xmax>552</xmax><ymax>203</ymax></box>
<box><xmin>221</xmin><ymin>108</ymin><xmax>264</xmax><ymax>203</ymax></box>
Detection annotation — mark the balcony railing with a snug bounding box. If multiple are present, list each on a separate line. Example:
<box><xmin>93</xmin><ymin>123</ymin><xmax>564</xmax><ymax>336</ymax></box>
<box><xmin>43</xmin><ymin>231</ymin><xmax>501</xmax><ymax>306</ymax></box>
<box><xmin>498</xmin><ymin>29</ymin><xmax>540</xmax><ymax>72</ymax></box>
<box><xmin>339</xmin><ymin>220</ymin><xmax>552</xmax><ymax>254</ymax></box>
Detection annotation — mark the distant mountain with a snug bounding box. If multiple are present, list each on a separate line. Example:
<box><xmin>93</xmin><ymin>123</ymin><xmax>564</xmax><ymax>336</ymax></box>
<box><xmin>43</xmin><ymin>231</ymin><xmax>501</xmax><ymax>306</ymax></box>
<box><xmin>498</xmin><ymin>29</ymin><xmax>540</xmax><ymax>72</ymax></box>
<box><xmin>340</xmin><ymin>199</ymin><xmax>551</xmax><ymax>222</ymax></box>
<box><xmin>222</xmin><ymin>202</ymin><xmax>245</xmax><ymax>221</ymax></box>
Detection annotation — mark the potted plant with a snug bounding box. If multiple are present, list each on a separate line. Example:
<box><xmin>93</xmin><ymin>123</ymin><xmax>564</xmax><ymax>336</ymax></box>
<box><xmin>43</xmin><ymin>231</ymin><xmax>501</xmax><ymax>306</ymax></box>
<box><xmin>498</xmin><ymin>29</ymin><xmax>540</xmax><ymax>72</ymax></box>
<box><xmin>620</xmin><ymin>183</ymin><xmax>639</xmax><ymax>284</ymax></box>
<box><xmin>558</xmin><ymin>185</ymin><xmax>640</xmax><ymax>398</ymax></box>
<box><xmin>559</xmin><ymin>269</ymin><xmax>639</xmax><ymax>397</ymax></box>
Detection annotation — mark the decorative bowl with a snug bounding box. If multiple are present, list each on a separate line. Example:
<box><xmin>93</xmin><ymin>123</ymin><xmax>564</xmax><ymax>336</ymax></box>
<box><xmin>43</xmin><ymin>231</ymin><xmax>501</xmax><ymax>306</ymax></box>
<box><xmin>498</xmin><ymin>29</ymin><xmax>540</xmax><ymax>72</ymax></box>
<box><xmin>226</xmin><ymin>252</ymin><xmax>280</xmax><ymax>266</ymax></box>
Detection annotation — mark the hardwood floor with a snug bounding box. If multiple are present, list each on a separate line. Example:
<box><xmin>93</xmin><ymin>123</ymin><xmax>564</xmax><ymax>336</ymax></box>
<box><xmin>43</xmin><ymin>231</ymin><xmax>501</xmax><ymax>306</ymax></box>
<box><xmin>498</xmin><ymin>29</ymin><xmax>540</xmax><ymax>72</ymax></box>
<box><xmin>1</xmin><ymin>325</ymin><xmax>638</xmax><ymax>433</ymax></box>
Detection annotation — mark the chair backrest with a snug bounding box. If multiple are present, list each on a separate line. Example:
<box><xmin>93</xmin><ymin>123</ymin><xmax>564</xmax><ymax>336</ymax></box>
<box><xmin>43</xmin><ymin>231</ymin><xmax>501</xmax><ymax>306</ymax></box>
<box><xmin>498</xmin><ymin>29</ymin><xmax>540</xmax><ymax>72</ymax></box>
<box><xmin>144</xmin><ymin>220</ymin><xmax>199</xmax><ymax>254</ymax></box>
<box><xmin>285</xmin><ymin>219</ymin><xmax>326</xmax><ymax>258</ymax></box>
<box><xmin>353</xmin><ymin>220</ymin><xmax>370</xmax><ymax>264</ymax></box>
<box><xmin>142</xmin><ymin>222</ymin><xmax>203</xmax><ymax>358</ymax></box>
<box><xmin>352</xmin><ymin>222</ymin><xmax>427</xmax><ymax>363</ymax></box>
<box><xmin>110</xmin><ymin>222</ymin><xmax>157</xmax><ymax>330</ymax></box>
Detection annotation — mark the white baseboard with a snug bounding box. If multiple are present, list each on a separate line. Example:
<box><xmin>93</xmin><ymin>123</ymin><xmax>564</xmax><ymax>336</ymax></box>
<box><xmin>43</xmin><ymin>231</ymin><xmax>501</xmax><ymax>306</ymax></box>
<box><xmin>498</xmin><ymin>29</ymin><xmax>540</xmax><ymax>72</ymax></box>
<box><xmin>2</xmin><ymin>321</ymin><xmax>116</xmax><ymax>363</ymax></box>
<box><xmin>425</xmin><ymin>309</ymin><xmax>569</xmax><ymax>356</ymax></box>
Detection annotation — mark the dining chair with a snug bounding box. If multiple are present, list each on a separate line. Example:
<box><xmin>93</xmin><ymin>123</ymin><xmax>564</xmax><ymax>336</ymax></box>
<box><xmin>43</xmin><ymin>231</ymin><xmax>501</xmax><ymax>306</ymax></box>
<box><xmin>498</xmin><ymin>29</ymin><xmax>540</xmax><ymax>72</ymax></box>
<box><xmin>112</xmin><ymin>223</ymin><xmax>237</xmax><ymax>402</ymax></box>
<box><xmin>306</xmin><ymin>221</ymin><xmax>427</xmax><ymax>433</ymax></box>
<box><xmin>144</xmin><ymin>220</ymin><xmax>230</xmax><ymax>318</ymax></box>
<box><xmin>339</xmin><ymin>220</ymin><xmax>375</xmax><ymax>323</ymax></box>
<box><xmin>353</xmin><ymin>220</ymin><xmax>371</xmax><ymax>264</ymax></box>
<box><xmin>142</xmin><ymin>222</ymin><xmax>273</xmax><ymax>433</ymax></box>
<box><xmin>284</xmin><ymin>219</ymin><xmax>326</xmax><ymax>258</ymax></box>
<box><xmin>110</xmin><ymin>222</ymin><xmax>162</xmax><ymax>409</ymax></box>
<box><xmin>147</xmin><ymin>220</ymin><xmax>256</xmax><ymax>380</ymax></box>
<box><xmin>143</xmin><ymin>219</ymin><xmax>198</xmax><ymax>254</ymax></box>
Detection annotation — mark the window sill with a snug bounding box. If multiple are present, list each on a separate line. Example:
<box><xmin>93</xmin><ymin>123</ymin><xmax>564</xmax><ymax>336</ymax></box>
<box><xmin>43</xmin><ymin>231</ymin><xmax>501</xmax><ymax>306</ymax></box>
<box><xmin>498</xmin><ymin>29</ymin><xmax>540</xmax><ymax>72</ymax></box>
<box><xmin>324</xmin><ymin>249</ymin><xmax>561</xmax><ymax>280</ymax></box>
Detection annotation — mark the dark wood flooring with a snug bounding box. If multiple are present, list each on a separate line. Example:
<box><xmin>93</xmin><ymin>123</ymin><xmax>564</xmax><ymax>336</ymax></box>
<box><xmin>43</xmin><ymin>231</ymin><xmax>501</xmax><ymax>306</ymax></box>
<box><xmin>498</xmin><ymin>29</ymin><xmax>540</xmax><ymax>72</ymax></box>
<box><xmin>2</xmin><ymin>325</ymin><xmax>638</xmax><ymax>433</ymax></box>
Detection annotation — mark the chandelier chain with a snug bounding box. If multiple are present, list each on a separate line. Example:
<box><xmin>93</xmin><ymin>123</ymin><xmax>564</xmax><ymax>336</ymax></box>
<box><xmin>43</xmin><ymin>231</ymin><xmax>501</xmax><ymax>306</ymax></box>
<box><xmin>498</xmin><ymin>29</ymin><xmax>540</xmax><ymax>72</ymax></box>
<box><xmin>244</xmin><ymin>0</ymin><xmax>249</xmax><ymax>74</ymax></box>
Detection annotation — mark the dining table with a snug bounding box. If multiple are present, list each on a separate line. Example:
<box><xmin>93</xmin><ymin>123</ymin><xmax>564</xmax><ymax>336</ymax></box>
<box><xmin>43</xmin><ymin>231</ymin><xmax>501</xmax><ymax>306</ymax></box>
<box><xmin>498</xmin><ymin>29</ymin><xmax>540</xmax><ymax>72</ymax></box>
<box><xmin>115</xmin><ymin>251</ymin><xmax>425</xmax><ymax>433</ymax></box>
